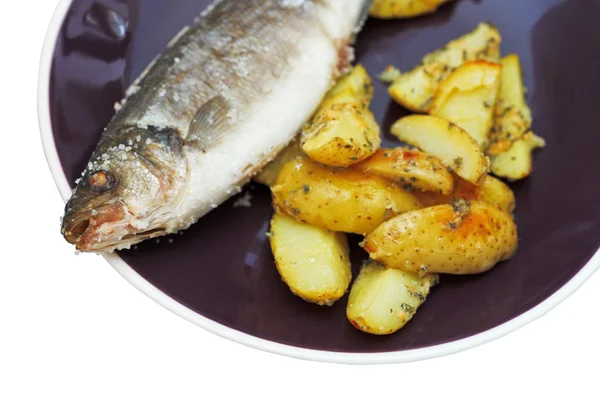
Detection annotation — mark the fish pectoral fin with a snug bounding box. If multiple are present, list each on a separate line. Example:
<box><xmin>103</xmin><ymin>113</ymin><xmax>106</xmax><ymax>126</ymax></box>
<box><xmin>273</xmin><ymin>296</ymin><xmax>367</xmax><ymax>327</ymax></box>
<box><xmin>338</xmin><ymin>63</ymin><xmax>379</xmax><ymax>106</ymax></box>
<box><xmin>186</xmin><ymin>95</ymin><xmax>232</xmax><ymax>152</ymax></box>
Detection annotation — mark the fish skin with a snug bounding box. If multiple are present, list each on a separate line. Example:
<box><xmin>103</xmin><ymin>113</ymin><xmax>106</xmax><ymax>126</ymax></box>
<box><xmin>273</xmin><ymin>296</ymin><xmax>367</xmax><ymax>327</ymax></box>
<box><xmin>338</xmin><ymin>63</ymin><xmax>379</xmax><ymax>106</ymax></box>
<box><xmin>61</xmin><ymin>0</ymin><xmax>372</xmax><ymax>252</ymax></box>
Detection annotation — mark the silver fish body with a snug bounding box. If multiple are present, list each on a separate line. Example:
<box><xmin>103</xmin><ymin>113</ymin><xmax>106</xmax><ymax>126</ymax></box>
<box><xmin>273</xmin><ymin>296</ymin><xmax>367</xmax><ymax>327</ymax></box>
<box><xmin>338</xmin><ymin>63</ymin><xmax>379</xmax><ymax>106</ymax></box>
<box><xmin>62</xmin><ymin>0</ymin><xmax>372</xmax><ymax>252</ymax></box>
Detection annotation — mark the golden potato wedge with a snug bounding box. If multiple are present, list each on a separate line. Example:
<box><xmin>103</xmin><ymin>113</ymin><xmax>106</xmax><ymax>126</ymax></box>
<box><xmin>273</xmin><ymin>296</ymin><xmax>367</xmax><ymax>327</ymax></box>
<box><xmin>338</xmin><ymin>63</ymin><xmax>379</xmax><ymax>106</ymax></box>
<box><xmin>347</xmin><ymin>260</ymin><xmax>438</xmax><ymax>335</ymax></box>
<box><xmin>271</xmin><ymin>158</ymin><xmax>423</xmax><ymax>234</ymax></box>
<box><xmin>391</xmin><ymin>115</ymin><xmax>490</xmax><ymax>185</ymax></box>
<box><xmin>269</xmin><ymin>213</ymin><xmax>351</xmax><ymax>306</ymax></box>
<box><xmin>302</xmin><ymin>66</ymin><xmax>380</xmax><ymax>167</ymax></box>
<box><xmin>363</xmin><ymin>200</ymin><xmax>518</xmax><ymax>275</ymax></box>
<box><xmin>370</xmin><ymin>0</ymin><xmax>451</xmax><ymax>19</ymax></box>
<box><xmin>388</xmin><ymin>23</ymin><xmax>501</xmax><ymax>112</ymax></box>
<box><xmin>415</xmin><ymin>175</ymin><xmax>516</xmax><ymax>213</ymax></box>
<box><xmin>254</xmin><ymin>138</ymin><xmax>305</xmax><ymax>187</ymax></box>
<box><xmin>490</xmin><ymin>132</ymin><xmax>546</xmax><ymax>181</ymax></box>
<box><xmin>326</xmin><ymin>64</ymin><xmax>374</xmax><ymax>104</ymax></box>
<box><xmin>488</xmin><ymin>54</ymin><xmax>533</xmax><ymax>156</ymax></box>
<box><xmin>301</xmin><ymin>100</ymin><xmax>381</xmax><ymax>167</ymax></box>
<box><xmin>430</xmin><ymin>61</ymin><xmax>502</xmax><ymax>148</ymax></box>
<box><xmin>354</xmin><ymin>147</ymin><xmax>454</xmax><ymax>195</ymax></box>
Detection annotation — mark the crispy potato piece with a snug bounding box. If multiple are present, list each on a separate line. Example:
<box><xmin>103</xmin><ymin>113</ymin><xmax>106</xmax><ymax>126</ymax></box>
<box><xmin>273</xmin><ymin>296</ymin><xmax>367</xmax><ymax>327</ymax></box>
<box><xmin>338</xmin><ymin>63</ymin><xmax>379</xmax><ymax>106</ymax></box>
<box><xmin>490</xmin><ymin>132</ymin><xmax>546</xmax><ymax>180</ymax></box>
<box><xmin>388</xmin><ymin>23</ymin><xmax>501</xmax><ymax>112</ymax></box>
<box><xmin>364</xmin><ymin>200</ymin><xmax>518</xmax><ymax>275</ymax></box>
<box><xmin>347</xmin><ymin>260</ymin><xmax>438</xmax><ymax>335</ymax></box>
<box><xmin>269</xmin><ymin>213</ymin><xmax>351</xmax><ymax>306</ymax></box>
<box><xmin>488</xmin><ymin>55</ymin><xmax>533</xmax><ymax>156</ymax></box>
<box><xmin>326</xmin><ymin>64</ymin><xmax>374</xmax><ymax>104</ymax></box>
<box><xmin>430</xmin><ymin>61</ymin><xmax>502</xmax><ymax>148</ymax></box>
<box><xmin>391</xmin><ymin>115</ymin><xmax>490</xmax><ymax>185</ymax></box>
<box><xmin>415</xmin><ymin>175</ymin><xmax>516</xmax><ymax>213</ymax></box>
<box><xmin>354</xmin><ymin>148</ymin><xmax>454</xmax><ymax>195</ymax></box>
<box><xmin>302</xmin><ymin>66</ymin><xmax>380</xmax><ymax>167</ymax></box>
<box><xmin>254</xmin><ymin>138</ymin><xmax>305</xmax><ymax>187</ymax></box>
<box><xmin>370</xmin><ymin>0</ymin><xmax>451</xmax><ymax>19</ymax></box>
<box><xmin>271</xmin><ymin>158</ymin><xmax>423</xmax><ymax>234</ymax></box>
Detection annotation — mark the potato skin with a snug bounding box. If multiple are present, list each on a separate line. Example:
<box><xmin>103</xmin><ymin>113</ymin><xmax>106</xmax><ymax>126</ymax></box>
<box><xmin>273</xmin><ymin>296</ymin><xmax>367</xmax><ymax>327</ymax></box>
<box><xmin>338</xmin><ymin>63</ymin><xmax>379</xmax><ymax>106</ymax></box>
<box><xmin>347</xmin><ymin>260</ymin><xmax>438</xmax><ymax>335</ymax></box>
<box><xmin>271</xmin><ymin>158</ymin><xmax>423</xmax><ymax>234</ymax></box>
<box><xmin>355</xmin><ymin>147</ymin><xmax>454</xmax><ymax>195</ymax></box>
<box><xmin>270</xmin><ymin>214</ymin><xmax>351</xmax><ymax>305</ymax></box>
<box><xmin>363</xmin><ymin>200</ymin><xmax>518</xmax><ymax>275</ymax></box>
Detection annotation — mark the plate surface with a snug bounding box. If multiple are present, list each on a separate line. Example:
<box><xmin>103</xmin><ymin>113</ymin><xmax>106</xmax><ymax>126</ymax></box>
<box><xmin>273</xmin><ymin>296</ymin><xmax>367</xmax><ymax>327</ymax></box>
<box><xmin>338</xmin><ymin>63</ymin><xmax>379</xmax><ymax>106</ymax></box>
<box><xmin>43</xmin><ymin>0</ymin><xmax>600</xmax><ymax>358</ymax></box>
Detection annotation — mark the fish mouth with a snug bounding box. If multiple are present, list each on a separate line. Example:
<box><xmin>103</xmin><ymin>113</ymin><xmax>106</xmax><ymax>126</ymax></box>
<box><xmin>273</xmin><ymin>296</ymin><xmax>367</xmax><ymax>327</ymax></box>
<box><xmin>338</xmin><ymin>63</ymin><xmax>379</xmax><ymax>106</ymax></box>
<box><xmin>62</xmin><ymin>202</ymin><xmax>167</xmax><ymax>252</ymax></box>
<box><xmin>62</xmin><ymin>203</ymin><xmax>128</xmax><ymax>252</ymax></box>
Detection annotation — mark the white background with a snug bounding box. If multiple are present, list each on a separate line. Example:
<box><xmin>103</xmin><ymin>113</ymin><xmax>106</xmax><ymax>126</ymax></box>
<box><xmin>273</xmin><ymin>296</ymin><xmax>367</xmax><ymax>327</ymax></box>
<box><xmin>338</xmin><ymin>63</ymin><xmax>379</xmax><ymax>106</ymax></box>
<box><xmin>1</xmin><ymin>1</ymin><xmax>599</xmax><ymax>399</ymax></box>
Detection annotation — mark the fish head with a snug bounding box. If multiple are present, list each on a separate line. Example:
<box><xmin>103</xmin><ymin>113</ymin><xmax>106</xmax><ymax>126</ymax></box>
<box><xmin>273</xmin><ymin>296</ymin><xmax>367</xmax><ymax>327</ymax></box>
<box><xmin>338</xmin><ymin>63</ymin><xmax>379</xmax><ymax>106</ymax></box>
<box><xmin>61</xmin><ymin>127</ymin><xmax>188</xmax><ymax>252</ymax></box>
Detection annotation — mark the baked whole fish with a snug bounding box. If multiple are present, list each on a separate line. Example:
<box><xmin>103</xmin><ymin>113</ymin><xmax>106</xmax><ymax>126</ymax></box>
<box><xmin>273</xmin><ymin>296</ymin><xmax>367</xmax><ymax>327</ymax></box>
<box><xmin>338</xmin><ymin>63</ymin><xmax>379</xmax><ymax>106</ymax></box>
<box><xmin>61</xmin><ymin>0</ymin><xmax>372</xmax><ymax>252</ymax></box>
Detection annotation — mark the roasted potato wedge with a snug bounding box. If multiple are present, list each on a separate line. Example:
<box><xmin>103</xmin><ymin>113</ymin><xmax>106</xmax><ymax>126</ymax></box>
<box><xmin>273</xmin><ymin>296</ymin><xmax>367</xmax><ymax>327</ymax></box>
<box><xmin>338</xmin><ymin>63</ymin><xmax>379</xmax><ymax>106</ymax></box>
<box><xmin>416</xmin><ymin>175</ymin><xmax>516</xmax><ymax>213</ymax></box>
<box><xmin>271</xmin><ymin>158</ymin><xmax>423</xmax><ymax>234</ymax></box>
<box><xmin>391</xmin><ymin>115</ymin><xmax>490</xmax><ymax>185</ymax></box>
<box><xmin>301</xmin><ymin>101</ymin><xmax>381</xmax><ymax>167</ymax></box>
<box><xmin>364</xmin><ymin>200</ymin><xmax>518</xmax><ymax>275</ymax></box>
<box><xmin>326</xmin><ymin>64</ymin><xmax>374</xmax><ymax>104</ymax></box>
<box><xmin>347</xmin><ymin>260</ymin><xmax>438</xmax><ymax>335</ymax></box>
<box><xmin>302</xmin><ymin>66</ymin><xmax>380</xmax><ymax>167</ymax></box>
<box><xmin>488</xmin><ymin>54</ymin><xmax>533</xmax><ymax>156</ymax></box>
<box><xmin>370</xmin><ymin>0</ymin><xmax>452</xmax><ymax>19</ymax></box>
<box><xmin>355</xmin><ymin>147</ymin><xmax>454</xmax><ymax>195</ymax></box>
<box><xmin>388</xmin><ymin>23</ymin><xmax>501</xmax><ymax>112</ymax></box>
<box><xmin>254</xmin><ymin>138</ymin><xmax>305</xmax><ymax>187</ymax></box>
<box><xmin>269</xmin><ymin>213</ymin><xmax>351</xmax><ymax>306</ymax></box>
<box><xmin>430</xmin><ymin>61</ymin><xmax>502</xmax><ymax>148</ymax></box>
<box><xmin>490</xmin><ymin>132</ymin><xmax>546</xmax><ymax>180</ymax></box>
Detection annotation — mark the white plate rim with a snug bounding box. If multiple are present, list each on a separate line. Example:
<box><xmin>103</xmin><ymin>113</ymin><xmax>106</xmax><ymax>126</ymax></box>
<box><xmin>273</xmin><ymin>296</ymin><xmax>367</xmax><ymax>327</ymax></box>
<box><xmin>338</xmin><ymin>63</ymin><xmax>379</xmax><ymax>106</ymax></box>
<box><xmin>38</xmin><ymin>0</ymin><xmax>600</xmax><ymax>364</ymax></box>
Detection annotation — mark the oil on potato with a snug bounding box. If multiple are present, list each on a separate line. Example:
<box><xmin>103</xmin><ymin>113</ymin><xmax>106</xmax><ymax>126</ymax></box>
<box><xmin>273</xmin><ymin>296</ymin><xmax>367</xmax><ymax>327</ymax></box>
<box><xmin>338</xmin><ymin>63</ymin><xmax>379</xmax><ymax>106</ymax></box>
<box><xmin>269</xmin><ymin>213</ymin><xmax>351</xmax><ymax>306</ymax></box>
<box><xmin>271</xmin><ymin>157</ymin><xmax>423</xmax><ymax>234</ymax></box>
<box><xmin>430</xmin><ymin>61</ymin><xmax>502</xmax><ymax>149</ymax></box>
<box><xmin>302</xmin><ymin>66</ymin><xmax>380</xmax><ymax>167</ymax></box>
<box><xmin>370</xmin><ymin>0</ymin><xmax>452</xmax><ymax>19</ymax></box>
<box><xmin>388</xmin><ymin>23</ymin><xmax>501</xmax><ymax>112</ymax></box>
<box><xmin>346</xmin><ymin>260</ymin><xmax>438</xmax><ymax>335</ymax></box>
<box><xmin>490</xmin><ymin>132</ymin><xmax>546</xmax><ymax>181</ymax></box>
<box><xmin>488</xmin><ymin>54</ymin><xmax>533</xmax><ymax>156</ymax></box>
<box><xmin>363</xmin><ymin>200</ymin><xmax>518</xmax><ymax>275</ymax></box>
<box><xmin>254</xmin><ymin>138</ymin><xmax>305</xmax><ymax>187</ymax></box>
<box><xmin>354</xmin><ymin>147</ymin><xmax>454</xmax><ymax>195</ymax></box>
<box><xmin>391</xmin><ymin>115</ymin><xmax>490</xmax><ymax>185</ymax></box>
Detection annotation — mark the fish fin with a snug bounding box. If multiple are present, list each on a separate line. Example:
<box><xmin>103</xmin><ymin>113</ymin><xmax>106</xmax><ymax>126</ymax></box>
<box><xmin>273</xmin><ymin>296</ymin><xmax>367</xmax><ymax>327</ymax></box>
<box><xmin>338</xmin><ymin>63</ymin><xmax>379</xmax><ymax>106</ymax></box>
<box><xmin>186</xmin><ymin>95</ymin><xmax>231</xmax><ymax>152</ymax></box>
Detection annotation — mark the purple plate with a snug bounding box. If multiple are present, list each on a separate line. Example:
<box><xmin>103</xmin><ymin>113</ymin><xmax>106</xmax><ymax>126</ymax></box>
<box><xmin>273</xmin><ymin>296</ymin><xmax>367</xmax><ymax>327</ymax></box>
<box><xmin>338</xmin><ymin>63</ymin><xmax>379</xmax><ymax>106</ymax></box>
<box><xmin>39</xmin><ymin>0</ymin><xmax>600</xmax><ymax>363</ymax></box>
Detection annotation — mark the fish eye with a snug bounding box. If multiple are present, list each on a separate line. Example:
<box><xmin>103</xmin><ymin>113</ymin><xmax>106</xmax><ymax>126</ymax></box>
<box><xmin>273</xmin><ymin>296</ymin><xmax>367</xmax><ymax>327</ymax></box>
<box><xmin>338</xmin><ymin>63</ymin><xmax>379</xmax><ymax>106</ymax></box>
<box><xmin>88</xmin><ymin>170</ymin><xmax>117</xmax><ymax>193</ymax></box>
